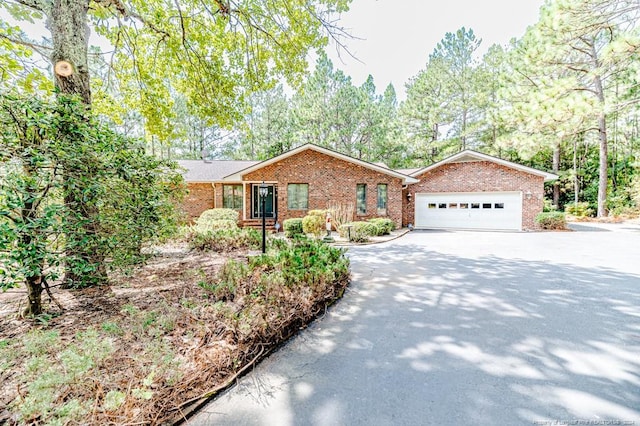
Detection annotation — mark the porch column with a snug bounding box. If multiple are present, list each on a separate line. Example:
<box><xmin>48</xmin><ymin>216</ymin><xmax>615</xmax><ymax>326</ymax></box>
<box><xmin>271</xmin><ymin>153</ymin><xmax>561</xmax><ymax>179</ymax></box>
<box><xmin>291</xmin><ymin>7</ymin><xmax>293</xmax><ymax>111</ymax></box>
<box><xmin>242</xmin><ymin>182</ymin><xmax>247</xmax><ymax>221</ymax></box>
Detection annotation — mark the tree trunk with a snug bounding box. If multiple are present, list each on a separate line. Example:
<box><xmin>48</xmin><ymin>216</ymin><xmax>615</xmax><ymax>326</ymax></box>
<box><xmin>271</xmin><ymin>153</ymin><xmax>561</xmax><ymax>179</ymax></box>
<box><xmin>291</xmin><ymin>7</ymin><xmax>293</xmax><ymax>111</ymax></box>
<box><xmin>552</xmin><ymin>142</ymin><xmax>561</xmax><ymax>209</ymax></box>
<box><xmin>50</xmin><ymin>0</ymin><xmax>107</xmax><ymax>287</ymax></box>
<box><xmin>24</xmin><ymin>276</ymin><xmax>44</xmax><ymax>317</ymax></box>
<box><xmin>573</xmin><ymin>136</ymin><xmax>579</xmax><ymax>205</ymax></box>
<box><xmin>50</xmin><ymin>0</ymin><xmax>91</xmax><ymax>104</ymax></box>
<box><xmin>589</xmin><ymin>41</ymin><xmax>608</xmax><ymax>218</ymax></box>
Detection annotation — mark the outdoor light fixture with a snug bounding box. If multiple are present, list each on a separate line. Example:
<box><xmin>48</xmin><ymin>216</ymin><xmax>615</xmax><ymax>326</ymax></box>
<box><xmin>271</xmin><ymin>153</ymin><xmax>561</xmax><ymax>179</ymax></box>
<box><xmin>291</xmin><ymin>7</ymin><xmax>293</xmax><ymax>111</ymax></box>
<box><xmin>406</xmin><ymin>192</ymin><xmax>412</xmax><ymax>202</ymax></box>
<box><xmin>259</xmin><ymin>181</ymin><xmax>268</xmax><ymax>253</ymax></box>
<box><xmin>525</xmin><ymin>190</ymin><xmax>532</xmax><ymax>200</ymax></box>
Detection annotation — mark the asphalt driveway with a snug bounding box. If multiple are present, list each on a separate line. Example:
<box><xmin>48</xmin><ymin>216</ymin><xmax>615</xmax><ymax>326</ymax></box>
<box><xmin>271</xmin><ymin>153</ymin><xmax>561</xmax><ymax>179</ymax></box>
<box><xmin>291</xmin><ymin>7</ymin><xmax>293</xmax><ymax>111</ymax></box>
<box><xmin>189</xmin><ymin>223</ymin><xmax>640</xmax><ymax>425</ymax></box>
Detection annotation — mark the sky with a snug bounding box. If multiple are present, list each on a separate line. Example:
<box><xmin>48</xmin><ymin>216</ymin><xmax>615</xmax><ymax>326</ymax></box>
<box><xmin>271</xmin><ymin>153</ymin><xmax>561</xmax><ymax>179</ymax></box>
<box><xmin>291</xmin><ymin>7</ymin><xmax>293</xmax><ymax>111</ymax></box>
<box><xmin>326</xmin><ymin>0</ymin><xmax>545</xmax><ymax>98</ymax></box>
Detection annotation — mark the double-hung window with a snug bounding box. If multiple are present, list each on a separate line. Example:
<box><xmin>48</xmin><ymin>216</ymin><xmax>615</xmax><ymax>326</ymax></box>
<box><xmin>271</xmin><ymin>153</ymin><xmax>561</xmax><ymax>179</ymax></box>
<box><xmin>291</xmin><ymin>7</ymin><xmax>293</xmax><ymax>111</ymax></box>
<box><xmin>377</xmin><ymin>184</ymin><xmax>388</xmax><ymax>215</ymax></box>
<box><xmin>223</xmin><ymin>184</ymin><xmax>243</xmax><ymax>209</ymax></box>
<box><xmin>356</xmin><ymin>184</ymin><xmax>367</xmax><ymax>215</ymax></box>
<box><xmin>287</xmin><ymin>184</ymin><xmax>309</xmax><ymax>210</ymax></box>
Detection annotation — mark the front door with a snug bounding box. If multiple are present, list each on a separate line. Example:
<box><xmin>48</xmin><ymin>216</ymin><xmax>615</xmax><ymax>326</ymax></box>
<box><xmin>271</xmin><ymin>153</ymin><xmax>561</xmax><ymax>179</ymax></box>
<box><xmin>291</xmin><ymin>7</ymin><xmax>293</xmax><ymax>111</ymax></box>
<box><xmin>252</xmin><ymin>184</ymin><xmax>276</xmax><ymax>219</ymax></box>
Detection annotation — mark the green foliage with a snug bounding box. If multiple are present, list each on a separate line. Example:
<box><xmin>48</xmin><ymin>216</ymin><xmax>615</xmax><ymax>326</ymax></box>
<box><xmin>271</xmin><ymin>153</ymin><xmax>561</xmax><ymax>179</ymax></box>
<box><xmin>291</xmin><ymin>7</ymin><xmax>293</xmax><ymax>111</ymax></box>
<box><xmin>283</xmin><ymin>218</ymin><xmax>304</xmax><ymax>238</ymax></box>
<box><xmin>188</xmin><ymin>228</ymin><xmax>260</xmax><ymax>252</ymax></box>
<box><xmin>565</xmin><ymin>202</ymin><xmax>593</xmax><ymax>217</ymax></box>
<box><xmin>338</xmin><ymin>221</ymin><xmax>379</xmax><ymax>242</ymax></box>
<box><xmin>0</xmin><ymin>94</ymin><xmax>184</xmax><ymax>313</ymax></box>
<box><xmin>249</xmin><ymin>237</ymin><xmax>349</xmax><ymax>288</ymax></box>
<box><xmin>368</xmin><ymin>218</ymin><xmax>395</xmax><ymax>235</ymax></box>
<box><xmin>200</xmin><ymin>259</ymin><xmax>250</xmax><ymax>301</ymax></box>
<box><xmin>302</xmin><ymin>213</ymin><xmax>325</xmax><ymax>236</ymax></box>
<box><xmin>535</xmin><ymin>212</ymin><xmax>567</xmax><ymax>230</ymax></box>
<box><xmin>5</xmin><ymin>328</ymin><xmax>114</xmax><ymax>424</ymax></box>
<box><xmin>196</xmin><ymin>208</ymin><xmax>239</xmax><ymax>224</ymax></box>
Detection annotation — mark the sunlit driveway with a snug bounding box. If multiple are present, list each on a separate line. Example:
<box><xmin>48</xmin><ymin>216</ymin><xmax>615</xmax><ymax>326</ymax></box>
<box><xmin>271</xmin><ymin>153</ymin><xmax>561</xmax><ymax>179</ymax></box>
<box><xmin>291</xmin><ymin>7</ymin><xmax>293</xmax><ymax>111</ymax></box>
<box><xmin>190</xmin><ymin>223</ymin><xmax>640</xmax><ymax>425</ymax></box>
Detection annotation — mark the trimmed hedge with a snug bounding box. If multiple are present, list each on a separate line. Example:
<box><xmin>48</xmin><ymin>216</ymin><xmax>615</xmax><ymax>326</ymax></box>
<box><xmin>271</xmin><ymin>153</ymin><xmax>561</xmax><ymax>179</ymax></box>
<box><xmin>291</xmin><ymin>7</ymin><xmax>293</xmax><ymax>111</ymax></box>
<box><xmin>196</xmin><ymin>209</ymin><xmax>239</xmax><ymax>227</ymax></box>
<box><xmin>338</xmin><ymin>221</ymin><xmax>378</xmax><ymax>242</ymax></box>
<box><xmin>302</xmin><ymin>214</ymin><xmax>324</xmax><ymax>236</ymax></box>
<box><xmin>368</xmin><ymin>218</ymin><xmax>395</xmax><ymax>235</ymax></box>
<box><xmin>283</xmin><ymin>218</ymin><xmax>304</xmax><ymax>238</ymax></box>
<box><xmin>189</xmin><ymin>228</ymin><xmax>261</xmax><ymax>251</ymax></box>
<box><xmin>535</xmin><ymin>212</ymin><xmax>567</xmax><ymax>230</ymax></box>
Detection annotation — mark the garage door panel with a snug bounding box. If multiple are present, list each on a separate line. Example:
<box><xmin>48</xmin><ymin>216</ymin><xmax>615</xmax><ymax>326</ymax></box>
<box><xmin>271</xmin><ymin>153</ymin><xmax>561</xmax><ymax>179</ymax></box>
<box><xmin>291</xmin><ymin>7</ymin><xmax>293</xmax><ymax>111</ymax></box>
<box><xmin>415</xmin><ymin>192</ymin><xmax>522</xmax><ymax>231</ymax></box>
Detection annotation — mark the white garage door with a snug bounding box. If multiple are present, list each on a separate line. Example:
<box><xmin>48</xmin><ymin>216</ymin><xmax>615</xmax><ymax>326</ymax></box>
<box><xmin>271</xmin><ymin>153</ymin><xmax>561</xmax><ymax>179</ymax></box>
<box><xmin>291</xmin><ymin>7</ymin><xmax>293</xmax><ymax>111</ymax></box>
<box><xmin>414</xmin><ymin>192</ymin><xmax>522</xmax><ymax>231</ymax></box>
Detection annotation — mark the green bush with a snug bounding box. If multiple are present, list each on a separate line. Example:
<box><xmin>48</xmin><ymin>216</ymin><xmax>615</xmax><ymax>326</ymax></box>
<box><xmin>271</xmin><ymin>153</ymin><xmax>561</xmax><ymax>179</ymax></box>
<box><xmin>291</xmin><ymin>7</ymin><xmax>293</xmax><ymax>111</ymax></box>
<box><xmin>565</xmin><ymin>202</ymin><xmax>593</xmax><ymax>217</ymax></box>
<box><xmin>195</xmin><ymin>219</ymin><xmax>238</xmax><ymax>232</ymax></box>
<box><xmin>338</xmin><ymin>221</ymin><xmax>378</xmax><ymax>242</ymax></box>
<box><xmin>200</xmin><ymin>259</ymin><xmax>249</xmax><ymax>301</ymax></box>
<box><xmin>368</xmin><ymin>218</ymin><xmax>395</xmax><ymax>235</ymax></box>
<box><xmin>283</xmin><ymin>218</ymin><xmax>304</xmax><ymax>238</ymax></box>
<box><xmin>249</xmin><ymin>237</ymin><xmax>349</xmax><ymax>289</ymax></box>
<box><xmin>196</xmin><ymin>209</ymin><xmax>239</xmax><ymax>226</ymax></box>
<box><xmin>535</xmin><ymin>212</ymin><xmax>567</xmax><ymax>230</ymax></box>
<box><xmin>302</xmin><ymin>214</ymin><xmax>324</xmax><ymax>236</ymax></box>
<box><xmin>188</xmin><ymin>228</ymin><xmax>260</xmax><ymax>251</ymax></box>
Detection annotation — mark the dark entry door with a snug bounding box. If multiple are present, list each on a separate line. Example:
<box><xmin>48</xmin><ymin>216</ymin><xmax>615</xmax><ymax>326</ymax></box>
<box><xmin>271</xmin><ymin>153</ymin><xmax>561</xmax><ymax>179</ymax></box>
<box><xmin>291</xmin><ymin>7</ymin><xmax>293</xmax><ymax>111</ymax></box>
<box><xmin>252</xmin><ymin>184</ymin><xmax>275</xmax><ymax>218</ymax></box>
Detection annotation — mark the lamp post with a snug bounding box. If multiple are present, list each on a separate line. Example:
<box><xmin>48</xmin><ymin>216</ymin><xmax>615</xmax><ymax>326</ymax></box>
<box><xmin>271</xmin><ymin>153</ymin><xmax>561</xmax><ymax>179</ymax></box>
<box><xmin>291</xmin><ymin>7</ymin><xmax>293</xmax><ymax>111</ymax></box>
<box><xmin>259</xmin><ymin>181</ymin><xmax>268</xmax><ymax>254</ymax></box>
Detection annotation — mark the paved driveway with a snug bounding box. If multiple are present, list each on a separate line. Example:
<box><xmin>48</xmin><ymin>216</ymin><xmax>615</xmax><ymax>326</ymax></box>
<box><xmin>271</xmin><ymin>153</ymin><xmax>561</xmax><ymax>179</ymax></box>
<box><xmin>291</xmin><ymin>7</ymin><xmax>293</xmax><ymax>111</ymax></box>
<box><xmin>190</xmin><ymin>224</ymin><xmax>640</xmax><ymax>425</ymax></box>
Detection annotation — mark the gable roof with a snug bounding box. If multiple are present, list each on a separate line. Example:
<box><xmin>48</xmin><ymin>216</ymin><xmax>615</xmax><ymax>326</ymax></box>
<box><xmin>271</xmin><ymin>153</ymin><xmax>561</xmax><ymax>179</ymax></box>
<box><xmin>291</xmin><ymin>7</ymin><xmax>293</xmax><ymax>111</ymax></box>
<box><xmin>223</xmin><ymin>144</ymin><xmax>419</xmax><ymax>184</ymax></box>
<box><xmin>409</xmin><ymin>150</ymin><xmax>558</xmax><ymax>182</ymax></box>
<box><xmin>177</xmin><ymin>160</ymin><xmax>259</xmax><ymax>182</ymax></box>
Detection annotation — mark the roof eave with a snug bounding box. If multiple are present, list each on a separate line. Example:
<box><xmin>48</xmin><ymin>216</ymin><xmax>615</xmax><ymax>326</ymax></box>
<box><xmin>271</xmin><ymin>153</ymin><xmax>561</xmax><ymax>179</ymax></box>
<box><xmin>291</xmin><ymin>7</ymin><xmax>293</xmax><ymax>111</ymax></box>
<box><xmin>410</xmin><ymin>150</ymin><xmax>559</xmax><ymax>182</ymax></box>
<box><xmin>223</xmin><ymin>144</ymin><xmax>420</xmax><ymax>184</ymax></box>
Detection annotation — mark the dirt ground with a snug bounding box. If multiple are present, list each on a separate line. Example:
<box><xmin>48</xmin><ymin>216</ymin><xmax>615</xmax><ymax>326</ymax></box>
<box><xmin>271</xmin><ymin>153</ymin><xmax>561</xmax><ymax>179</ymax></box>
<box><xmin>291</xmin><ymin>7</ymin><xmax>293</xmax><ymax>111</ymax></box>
<box><xmin>0</xmin><ymin>241</ymin><xmax>347</xmax><ymax>425</ymax></box>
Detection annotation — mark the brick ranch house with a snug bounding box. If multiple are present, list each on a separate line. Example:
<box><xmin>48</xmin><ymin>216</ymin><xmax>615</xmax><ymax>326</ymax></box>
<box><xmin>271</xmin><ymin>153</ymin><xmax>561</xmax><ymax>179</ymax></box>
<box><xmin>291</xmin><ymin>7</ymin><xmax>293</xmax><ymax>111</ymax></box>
<box><xmin>178</xmin><ymin>144</ymin><xmax>557</xmax><ymax>231</ymax></box>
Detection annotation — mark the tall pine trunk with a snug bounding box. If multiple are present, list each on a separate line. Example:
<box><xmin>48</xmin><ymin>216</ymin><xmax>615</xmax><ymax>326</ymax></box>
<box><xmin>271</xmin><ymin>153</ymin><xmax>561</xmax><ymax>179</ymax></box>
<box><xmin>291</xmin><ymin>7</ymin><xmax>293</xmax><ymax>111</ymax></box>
<box><xmin>589</xmin><ymin>41</ymin><xmax>608</xmax><ymax>218</ymax></box>
<box><xmin>552</xmin><ymin>142</ymin><xmax>561</xmax><ymax>209</ymax></box>
<box><xmin>50</xmin><ymin>0</ymin><xmax>107</xmax><ymax>287</ymax></box>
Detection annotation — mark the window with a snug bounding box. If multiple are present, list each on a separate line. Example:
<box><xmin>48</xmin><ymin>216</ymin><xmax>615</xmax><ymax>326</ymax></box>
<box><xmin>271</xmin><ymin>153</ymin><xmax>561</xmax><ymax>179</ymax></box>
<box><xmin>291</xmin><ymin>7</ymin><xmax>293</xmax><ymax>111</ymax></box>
<box><xmin>438</xmin><ymin>203</ymin><xmax>447</xmax><ymax>209</ymax></box>
<box><xmin>483</xmin><ymin>203</ymin><xmax>492</xmax><ymax>209</ymax></box>
<box><xmin>449</xmin><ymin>203</ymin><xmax>458</xmax><ymax>209</ymax></box>
<box><xmin>223</xmin><ymin>184</ymin><xmax>243</xmax><ymax>209</ymax></box>
<box><xmin>428</xmin><ymin>203</ymin><xmax>437</xmax><ymax>209</ymax></box>
<box><xmin>287</xmin><ymin>184</ymin><xmax>308</xmax><ymax>210</ymax></box>
<box><xmin>471</xmin><ymin>203</ymin><xmax>480</xmax><ymax>209</ymax></box>
<box><xmin>377</xmin><ymin>184</ymin><xmax>388</xmax><ymax>215</ymax></box>
<box><xmin>494</xmin><ymin>203</ymin><xmax>504</xmax><ymax>209</ymax></box>
<box><xmin>356</xmin><ymin>184</ymin><xmax>367</xmax><ymax>214</ymax></box>
<box><xmin>460</xmin><ymin>203</ymin><xmax>469</xmax><ymax>209</ymax></box>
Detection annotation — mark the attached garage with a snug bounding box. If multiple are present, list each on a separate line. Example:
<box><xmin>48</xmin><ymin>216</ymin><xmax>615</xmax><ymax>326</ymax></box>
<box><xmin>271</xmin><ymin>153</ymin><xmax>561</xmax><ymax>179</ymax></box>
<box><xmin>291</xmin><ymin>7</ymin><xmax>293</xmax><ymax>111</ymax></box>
<box><xmin>401</xmin><ymin>150</ymin><xmax>558</xmax><ymax>231</ymax></box>
<box><xmin>414</xmin><ymin>192</ymin><xmax>522</xmax><ymax>231</ymax></box>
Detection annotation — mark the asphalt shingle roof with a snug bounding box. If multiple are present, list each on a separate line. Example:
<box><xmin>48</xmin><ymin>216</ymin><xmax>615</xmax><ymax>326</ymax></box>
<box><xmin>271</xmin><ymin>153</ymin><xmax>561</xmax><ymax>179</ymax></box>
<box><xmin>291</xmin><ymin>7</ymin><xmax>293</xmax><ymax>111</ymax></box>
<box><xmin>177</xmin><ymin>160</ymin><xmax>259</xmax><ymax>182</ymax></box>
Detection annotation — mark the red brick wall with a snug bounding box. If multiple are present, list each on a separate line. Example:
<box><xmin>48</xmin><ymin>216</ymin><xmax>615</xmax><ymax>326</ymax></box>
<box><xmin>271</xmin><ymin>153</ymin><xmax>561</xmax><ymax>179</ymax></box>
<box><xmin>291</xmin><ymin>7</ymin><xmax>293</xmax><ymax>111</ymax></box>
<box><xmin>403</xmin><ymin>161</ymin><xmax>544</xmax><ymax>230</ymax></box>
<box><xmin>243</xmin><ymin>149</ymin><xmax>404</xmax><ymax>227</ymax></box>
<box><xmin>183</xmin><ymin>183</ymin><xmax>214</xmax><ymax>220</ymax></box>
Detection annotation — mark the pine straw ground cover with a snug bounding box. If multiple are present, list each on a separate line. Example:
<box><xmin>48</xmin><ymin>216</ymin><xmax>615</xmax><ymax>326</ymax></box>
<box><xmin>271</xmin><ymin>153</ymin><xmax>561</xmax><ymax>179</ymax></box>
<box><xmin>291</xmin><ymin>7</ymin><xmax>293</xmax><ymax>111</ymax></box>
<box><xmin>0</xmin><ymin>237</ymin><xmax>349</xmax><ymax>425</ymax></box>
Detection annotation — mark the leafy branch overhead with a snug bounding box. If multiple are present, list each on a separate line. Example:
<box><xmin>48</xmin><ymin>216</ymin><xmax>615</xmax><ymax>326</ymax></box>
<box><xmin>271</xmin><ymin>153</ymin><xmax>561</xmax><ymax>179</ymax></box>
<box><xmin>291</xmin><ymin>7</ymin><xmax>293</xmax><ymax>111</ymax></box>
<box><xmin>2</xmin><ymin>0</ymin><xmax>352</xmax><ymax>132</ymax></box>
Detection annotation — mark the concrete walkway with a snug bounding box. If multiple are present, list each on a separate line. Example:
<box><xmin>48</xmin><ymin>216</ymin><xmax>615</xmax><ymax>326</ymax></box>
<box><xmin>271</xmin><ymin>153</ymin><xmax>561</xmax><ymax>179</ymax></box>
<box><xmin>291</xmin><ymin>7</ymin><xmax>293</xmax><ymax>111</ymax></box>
<box><xmin>189</xmin><ymin>224</ymin><xmax>640</xmax><ymax>425</ymax></box>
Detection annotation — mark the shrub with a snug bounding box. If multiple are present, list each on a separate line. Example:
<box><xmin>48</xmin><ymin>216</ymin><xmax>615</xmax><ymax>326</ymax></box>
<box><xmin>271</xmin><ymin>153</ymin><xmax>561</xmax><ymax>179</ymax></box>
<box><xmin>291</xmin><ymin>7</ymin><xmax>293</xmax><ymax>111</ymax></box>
<box><xmin>196</xmin><ymin>209</ymin><xmax>239</xmax><ymax>226</ymax></box>
<box><xmin>188</xmin><ymin>228</ymin><xmax>260</xmax><ymax>251</ymax></box>
<box><xmin>200</xmin><ymin>259</ymin><xmax>249</xmax><ymax>301</ymax></box>
<box><xmin>535</xmin><ymin>212</ymin><xmax>567</xmax><ymax>230</ymax></box>
<box><xmin>368</xmin><ymin>218</ymin><xmax>395</xmax><ymax>235</ymax></box>
<box><xmin>565</xmin><ymin>202</ymin><xmax>593</xmax><ymax>217</ymax></box>
<box><xmin>302</xmin><ymin>214</ymin><xmax>324</xmax><ymax>236</ymax></box>
<box><xmin>283</xmin><ymin>218</ymin><xmax>304</xmax><ymax>238</ymax></box>
<box><xmin>338</xmin><ymin>221</ymin><xmax>378</xmax><ymax>242</ymax></box>
<box><xmin>308</xmin><ymin>209</ymin><xmax>327</xmax><ymax>218</ymax></box>
<box><xmin>327</xmin><ymin>202</ymin><xmax>354</xmax><ymax>229</ymax></box>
